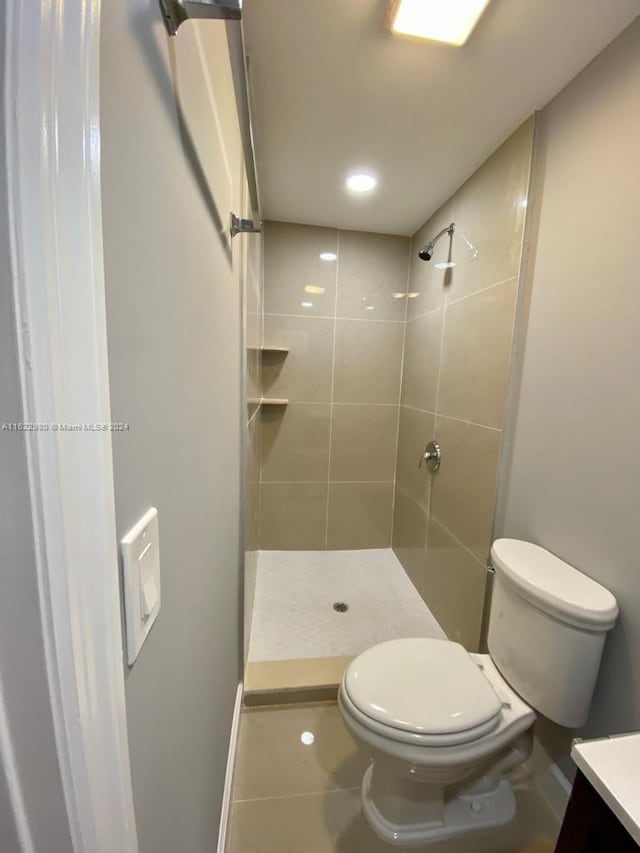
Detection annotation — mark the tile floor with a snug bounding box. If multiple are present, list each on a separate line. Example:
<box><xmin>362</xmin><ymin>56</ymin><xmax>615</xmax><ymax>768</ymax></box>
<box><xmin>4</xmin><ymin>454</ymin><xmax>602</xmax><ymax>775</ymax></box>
<box><xmin>227</xmin><ymin>702</ymin><xmax>560</xmax><ymax>853</ymax></box>
<box><xmin>248</xmin><ymin>549</ymin><xmax>445</xmax><ymax>662</ymax></box>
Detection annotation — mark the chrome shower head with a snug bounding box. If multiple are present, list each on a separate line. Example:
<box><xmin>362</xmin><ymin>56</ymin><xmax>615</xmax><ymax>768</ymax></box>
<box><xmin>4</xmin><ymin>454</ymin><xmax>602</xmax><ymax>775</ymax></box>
<box><xmin>418</xmin><ymin>222</ymin><xmax>455</xmax><ymax>261</ymax></box>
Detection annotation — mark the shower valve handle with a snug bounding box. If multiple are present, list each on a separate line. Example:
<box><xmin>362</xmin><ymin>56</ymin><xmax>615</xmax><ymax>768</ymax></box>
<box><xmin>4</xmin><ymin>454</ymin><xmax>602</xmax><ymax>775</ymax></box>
<box><xmin>420</xmin><ymin>441</ymin><xmax>441</xmax><ymax>472</ymax></box>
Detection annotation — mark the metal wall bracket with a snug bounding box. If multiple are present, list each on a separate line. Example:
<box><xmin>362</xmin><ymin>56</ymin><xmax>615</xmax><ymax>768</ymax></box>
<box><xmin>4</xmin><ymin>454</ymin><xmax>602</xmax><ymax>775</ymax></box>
<box><xmin>160</xmin><ymin>0</ymin><xmax>241</xmax><ymax>36</ymax></box>
<box><xmin>230</xmin><ymin>213</ymin><xmax>262</xmax><ymax>238</ymax></box>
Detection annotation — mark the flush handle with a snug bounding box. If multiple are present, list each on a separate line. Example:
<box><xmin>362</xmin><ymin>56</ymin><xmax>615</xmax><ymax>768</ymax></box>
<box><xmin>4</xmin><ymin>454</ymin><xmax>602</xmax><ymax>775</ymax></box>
<box><xmin>420</xmin><ymin>441</ymin><xmax>441</xmax><ymax>472</ymax></box>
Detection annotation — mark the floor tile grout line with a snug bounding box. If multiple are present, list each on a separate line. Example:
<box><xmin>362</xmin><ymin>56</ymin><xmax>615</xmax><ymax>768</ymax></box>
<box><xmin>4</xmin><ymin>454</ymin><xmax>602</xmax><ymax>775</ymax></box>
<box><xmin>232</xmin><ymin>786</ymin><xmax>362</xmax><ymax>805</ymax></box>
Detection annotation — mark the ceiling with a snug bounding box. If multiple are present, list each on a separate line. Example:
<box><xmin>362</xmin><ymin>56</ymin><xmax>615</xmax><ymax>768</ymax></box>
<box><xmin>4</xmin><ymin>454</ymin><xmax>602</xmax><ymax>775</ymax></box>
<box><xmin>243</xmin><ymin>0</ymin><xmax>638</xmax><ymax>235</ymax></box>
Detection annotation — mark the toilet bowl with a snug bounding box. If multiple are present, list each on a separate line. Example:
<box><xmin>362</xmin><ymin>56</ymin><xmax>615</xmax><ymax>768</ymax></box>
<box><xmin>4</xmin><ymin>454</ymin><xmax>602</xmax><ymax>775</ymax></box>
<box><xmin>339</xmin><ymin>539</ymin><xmax>619</xmax><ymax>846</ymax></box>
<box><xmin>339</xmin><ymin>638</ymin><xmax>535</xmax><ymax>846</ymax></box>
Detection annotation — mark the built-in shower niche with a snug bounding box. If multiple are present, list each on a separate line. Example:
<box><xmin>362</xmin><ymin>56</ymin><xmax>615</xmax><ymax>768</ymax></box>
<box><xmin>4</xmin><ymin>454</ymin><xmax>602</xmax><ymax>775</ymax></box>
<box><xmin>248</xmin><ymin>346</ymin><xmax>289</xmax><ymax>407</ymax></box>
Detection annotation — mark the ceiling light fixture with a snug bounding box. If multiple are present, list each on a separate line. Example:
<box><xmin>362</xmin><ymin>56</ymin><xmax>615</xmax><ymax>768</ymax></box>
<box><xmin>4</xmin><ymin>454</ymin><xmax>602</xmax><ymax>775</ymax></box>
<box><xmin>345</xmin><ymin>172</ymin><xmax>377</xmax><ymax>193</ymax></box>
<box><xmin>387</xmin><ymin>0</ymin><xmax>491</xmax><ymax>46</ymax></box>
<box><xmin>305</xmin><ymin>285</ymin><xmax>325</xmax><ymax>294</ymax></box>
<box><xmin>301</xmin><ymin>301</ymin><xmax>313</xmax><ymax>308</ymax></box>
<box><xmin>320</xmin><ymin>252</ymin><xmax>337</xmax><ymax>262</ymax></box>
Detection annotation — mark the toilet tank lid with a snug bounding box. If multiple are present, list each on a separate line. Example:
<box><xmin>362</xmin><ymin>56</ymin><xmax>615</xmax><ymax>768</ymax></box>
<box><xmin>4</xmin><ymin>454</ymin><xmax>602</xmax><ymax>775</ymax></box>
<box><xmin>491</xmin><ymin>539</ymin><xmax>619</xmax><ymax>630</ymax></box>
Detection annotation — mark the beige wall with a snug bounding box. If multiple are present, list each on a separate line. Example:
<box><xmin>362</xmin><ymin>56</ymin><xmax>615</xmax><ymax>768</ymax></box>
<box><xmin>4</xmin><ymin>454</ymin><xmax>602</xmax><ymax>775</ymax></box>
<box><xmin>259</xmin><ymin>221</ymin><xmax>409</xmax><ymax>549</ymax></box>
<box><xmin>497</xmin><ymin>18</ymin><xmax>640</xmax><ymax>775</ymax></box>
<box><xmin>393</xmin><ymin>120</ymin><xmax>535</xmax><ymax>650</ymax></box>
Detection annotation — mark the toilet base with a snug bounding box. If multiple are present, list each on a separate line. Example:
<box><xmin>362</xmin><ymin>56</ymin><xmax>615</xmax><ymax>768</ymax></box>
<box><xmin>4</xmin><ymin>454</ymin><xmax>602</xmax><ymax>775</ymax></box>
<box><xmin>361</xmin><ymin>763</ymin><xmax>517</xmax><ymax>847</ymax></box>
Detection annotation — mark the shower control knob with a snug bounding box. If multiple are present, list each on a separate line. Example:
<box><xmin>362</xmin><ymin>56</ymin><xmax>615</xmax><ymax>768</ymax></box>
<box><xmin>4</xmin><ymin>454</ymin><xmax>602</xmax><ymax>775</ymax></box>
<box><xmin>420</xmin><ymin>441</ymin><xmax>441</xmax><ymax>472</ymax></box>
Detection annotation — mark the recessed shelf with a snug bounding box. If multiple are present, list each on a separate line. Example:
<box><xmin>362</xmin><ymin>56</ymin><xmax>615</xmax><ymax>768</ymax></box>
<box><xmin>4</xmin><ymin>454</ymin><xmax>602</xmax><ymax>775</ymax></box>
<box><xmin>260</xmin><ymin>397</ymin><xmax>289</xmax><ymax>406</ymax></box>
<box><xmin>248</xmin><ymin>346</ymin><xmax>290</xmax><ymax>356</ymax></box>
<box><xmin>247</xmin><ymin>396</ymin><xmax>289</xmax><ymax>409</ymax></box>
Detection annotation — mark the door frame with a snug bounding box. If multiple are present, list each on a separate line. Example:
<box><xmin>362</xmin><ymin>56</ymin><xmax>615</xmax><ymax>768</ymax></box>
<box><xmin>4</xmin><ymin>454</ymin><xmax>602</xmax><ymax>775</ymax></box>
<box><xmin>4</xmin><ymin>1</ymin><xmax>138</xmax><ymax>850</ymax></box>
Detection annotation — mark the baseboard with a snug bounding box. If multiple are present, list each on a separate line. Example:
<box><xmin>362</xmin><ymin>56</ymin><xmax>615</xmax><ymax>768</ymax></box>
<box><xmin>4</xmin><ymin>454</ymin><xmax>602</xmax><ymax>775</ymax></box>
<box><xmin>524</xmin><ymin>734</ymin><xmax>573</xmax><ymax>824</ymax></box>
<box><xmin>217</xmin><ymin>681</ymin><xmax>243</xmax><ymax>853</ymax></box>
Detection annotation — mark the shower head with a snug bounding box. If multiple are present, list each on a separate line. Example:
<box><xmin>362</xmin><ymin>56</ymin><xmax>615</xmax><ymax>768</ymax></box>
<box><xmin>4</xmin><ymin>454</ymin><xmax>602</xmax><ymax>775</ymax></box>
<box><xmin>418</xmin><ymin>222</ymin><xmax>455</xmax><ymax>262</ymax></box>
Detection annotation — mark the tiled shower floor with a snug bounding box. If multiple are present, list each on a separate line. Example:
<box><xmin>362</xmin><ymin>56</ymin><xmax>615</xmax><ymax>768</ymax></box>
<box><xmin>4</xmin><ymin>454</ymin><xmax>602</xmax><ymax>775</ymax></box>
<box><xmin>248</xmin><ymin>549</ymin><xmax>446</xmax><ymax>662</ymax></box>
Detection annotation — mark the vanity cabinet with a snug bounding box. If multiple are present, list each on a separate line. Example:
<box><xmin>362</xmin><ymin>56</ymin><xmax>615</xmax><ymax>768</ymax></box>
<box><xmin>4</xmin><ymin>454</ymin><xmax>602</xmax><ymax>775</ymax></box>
<box><xmin>555</xmin><ymin>770</ymin><xmax>638</xmax><ymax>852</ymax></box>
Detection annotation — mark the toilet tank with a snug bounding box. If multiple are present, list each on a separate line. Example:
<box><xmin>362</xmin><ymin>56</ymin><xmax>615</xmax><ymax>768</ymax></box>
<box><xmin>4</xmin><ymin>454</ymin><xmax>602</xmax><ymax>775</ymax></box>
<box><xmin>487</xmin><ymin>539</ymin><xmax>618</xmax><ymax>729</ymax></box>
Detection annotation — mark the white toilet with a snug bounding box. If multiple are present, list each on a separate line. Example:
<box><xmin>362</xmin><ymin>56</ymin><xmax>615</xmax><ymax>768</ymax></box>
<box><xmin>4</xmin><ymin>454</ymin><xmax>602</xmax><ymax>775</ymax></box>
<box><xmin>338</xmin><ymin>538</ymin><xmax>618</xmax><ymax>847</ymax></box>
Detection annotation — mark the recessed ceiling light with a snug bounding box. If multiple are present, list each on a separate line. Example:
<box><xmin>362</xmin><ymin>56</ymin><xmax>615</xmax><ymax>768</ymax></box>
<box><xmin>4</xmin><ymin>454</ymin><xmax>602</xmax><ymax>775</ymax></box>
<box><xmin>305</xmin><ymin>285</ymin><xmax>325</xmax><ymax>294</ymax></box>
<box><xmin>407</xmin><ymin>292</ymin><xmax>419</xmax><ymax>298</ymax></box>
<box><xmin>346</xmin><ymin>173</ymin><xmax>377</xmax><ymax>193</ymax></box>
<box><xmin>320</xmin><ymin>252</ymin><xmax>337</xmax><ymax>262</ymax></box>
<box><xmin>388</xmin><ymin>0</ymin><xmax>491</xmax><ymax>46</ymax></box>
<box><xmin>301</xmin><ymin>301</ymin><xmax>313</xmax><ymax>308</ymax></box>
<box><xmin>435</xmin><ymin>261</ymin><xmax>456</xmax><ymax>269</ymax></box>
<box><xmin>366</xmin><ymin>305</ymin><xmax>376</xmax><ymax>311</ymax></box>
<box><xmin>392</xmin><ymin>292</ymin><xmax>406</xmax><ymax>299</ymax></box>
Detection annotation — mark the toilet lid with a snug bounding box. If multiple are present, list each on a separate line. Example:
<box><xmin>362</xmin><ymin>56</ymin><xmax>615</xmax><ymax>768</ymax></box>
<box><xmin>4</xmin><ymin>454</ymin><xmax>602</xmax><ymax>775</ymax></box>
<box><xmin>344</xmin><ymin>638</ymin><xmax>502</xmax><ymax>739</ymax></box>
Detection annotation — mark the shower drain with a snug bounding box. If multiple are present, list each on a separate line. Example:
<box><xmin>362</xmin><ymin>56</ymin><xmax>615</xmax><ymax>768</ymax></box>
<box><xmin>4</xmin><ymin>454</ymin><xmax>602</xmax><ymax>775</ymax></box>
<box><xmin>333</xmin><ymin>602</ymin><xmax>349</xmax><ymax>613</ymax></box>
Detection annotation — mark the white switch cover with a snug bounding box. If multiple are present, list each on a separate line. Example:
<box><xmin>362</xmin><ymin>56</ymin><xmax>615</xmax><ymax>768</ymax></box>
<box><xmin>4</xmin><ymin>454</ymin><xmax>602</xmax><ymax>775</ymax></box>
<box><xmin>121</xmin><ymin>507</ymin><xmax>161</xmax><ymax>665</ymax></box>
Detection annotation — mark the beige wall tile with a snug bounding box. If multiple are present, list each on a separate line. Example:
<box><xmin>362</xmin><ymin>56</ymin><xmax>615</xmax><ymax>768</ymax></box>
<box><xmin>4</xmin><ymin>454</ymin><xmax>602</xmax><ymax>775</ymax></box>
<box><xmin>400</xmin><ymin>310</ymin><xmax>442</xmax><ymax>412</ymax></box>
<box><xmin>407</xmin><ymin>200</ymin><xmax>454</xmax><ymax>319</ymax></box>
<box><xmin>336</xmin><ymin>230</ymin><xmax>409</xmax><ymax>321</ymax></box>
<box><xmin>327</xmin><ymin>483</ymin><xmax>393</xmax><ymax>549</ymax></box>
<box><xmin>425</xmin><ymin>519</ymin><xmax>487</xmax><ymax>651</ymax></box>
<box><xmin>395</xmin><ymin>406</ymin><xmax>434</xmax><ymax>508</ymax></box>
<box><xmin>260</xmin><ymin>482</ymin><xmax>327</xmax><ymax>550</ymax></box>
<box><xmin>431</xmin><ymin>416</ymin><xmax>501</xmax><ymax>561</ymax></box>
<box><xmin>446</xmin><ymin>119</ymin><xmax>534</xmax><ymax>302</ymax></box>
<box><xmin>263</xmin><ymin>221</ymin><xmax>338</xmax><ymax>317</ymax></box>
<box><xmin>247</xmin><ymin>416</ymin><xmax>261</xmax><ymax>553</ymax></box>
<box><xmin>262</xmin><ymin>314</ymin><xmax>334</xmax><ymax>402</ymax></box>
<box><xmin>330</xmin><ymin>404</ymin><xmax>397</xmax><ymax>482</ymax></box>
<box><xmin>438</xmin><ymin>279</ymin><xmax>517</xmax><ymax>428</ymax></box>
<box><xmin>392</xmin><ymin>486</ymin><xmax>428</xmax><ymax>595</ymax></box>
<box><xmin>261</xmin><ymin>403</ymin><xmax>331</xmax><ymax>482</ymax></box>
<box><xmin>333</xmin><ymin>319</ymin><xmax>403</xmax><ymax>404</ymax></box>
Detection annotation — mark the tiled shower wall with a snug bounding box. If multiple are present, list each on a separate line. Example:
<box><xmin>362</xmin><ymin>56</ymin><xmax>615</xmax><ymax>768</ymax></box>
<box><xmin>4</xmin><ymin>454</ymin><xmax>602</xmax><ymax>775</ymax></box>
<box><xmin>259</xmin><ymin>222</ymin><xmax>410</xmax><ymax>549</ymax></box>
<box><xmin>392</xmin><ymin>118</ymin><xmax>535</xmax><ymax>651</ymax></box>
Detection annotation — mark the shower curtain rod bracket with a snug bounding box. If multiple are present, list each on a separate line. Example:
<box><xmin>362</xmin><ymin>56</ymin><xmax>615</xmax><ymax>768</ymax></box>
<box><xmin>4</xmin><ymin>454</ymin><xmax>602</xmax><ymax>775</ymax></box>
<box><xmin>160</xmin><ymin>0</ymin><xmax>241</xmax><ymax>36</ymax></box>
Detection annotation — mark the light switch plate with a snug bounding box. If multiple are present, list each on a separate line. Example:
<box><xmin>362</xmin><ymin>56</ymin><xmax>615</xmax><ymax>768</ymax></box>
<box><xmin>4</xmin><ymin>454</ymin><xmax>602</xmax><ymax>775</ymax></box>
<box><xmin>121</xmin><ymin>507</ymin><xmax>161</xmax><ymax>665</ymax></box>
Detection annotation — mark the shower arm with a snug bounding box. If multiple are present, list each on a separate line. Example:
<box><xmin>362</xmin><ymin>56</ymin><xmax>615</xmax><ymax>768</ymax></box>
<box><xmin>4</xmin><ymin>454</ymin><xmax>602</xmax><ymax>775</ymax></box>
<box><xmin>419</xmin><ymin>222</ymin><xmax>455</xmax><ymax>257</ymax></box>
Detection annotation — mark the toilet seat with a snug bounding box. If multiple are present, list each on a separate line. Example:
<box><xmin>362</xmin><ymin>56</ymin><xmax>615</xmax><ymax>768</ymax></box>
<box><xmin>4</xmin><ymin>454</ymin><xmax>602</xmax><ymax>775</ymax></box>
<box><xmin>342</xmin><ymin>638</ymin><xmax>503</xmax><ymax>747</ymax></box>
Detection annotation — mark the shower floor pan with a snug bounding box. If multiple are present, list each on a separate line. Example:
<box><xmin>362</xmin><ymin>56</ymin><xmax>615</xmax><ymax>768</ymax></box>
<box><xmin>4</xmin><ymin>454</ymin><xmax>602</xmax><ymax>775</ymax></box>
<box><xmin>246</xmin><ymin>549</ymin><xmax>445</xmax><ymax>703</ymax></box>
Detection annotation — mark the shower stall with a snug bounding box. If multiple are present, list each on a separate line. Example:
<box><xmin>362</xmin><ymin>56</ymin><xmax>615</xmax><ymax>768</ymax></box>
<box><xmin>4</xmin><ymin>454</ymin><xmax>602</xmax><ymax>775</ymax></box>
<box><xmin>243</xmin><ymin>118</ymin><xmax>535</xmax><ymax>691</ymax></box>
